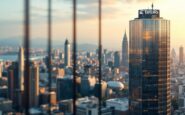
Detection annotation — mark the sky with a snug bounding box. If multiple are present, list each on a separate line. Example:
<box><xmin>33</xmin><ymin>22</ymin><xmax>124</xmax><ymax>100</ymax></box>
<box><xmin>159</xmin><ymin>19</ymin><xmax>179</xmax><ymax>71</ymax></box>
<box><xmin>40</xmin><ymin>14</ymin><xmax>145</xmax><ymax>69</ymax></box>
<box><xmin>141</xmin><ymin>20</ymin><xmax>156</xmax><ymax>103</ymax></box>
<box><xmin>0</xmin><ymin>0</ymin><xmax>185</xmax><ymax>51</ymax></box>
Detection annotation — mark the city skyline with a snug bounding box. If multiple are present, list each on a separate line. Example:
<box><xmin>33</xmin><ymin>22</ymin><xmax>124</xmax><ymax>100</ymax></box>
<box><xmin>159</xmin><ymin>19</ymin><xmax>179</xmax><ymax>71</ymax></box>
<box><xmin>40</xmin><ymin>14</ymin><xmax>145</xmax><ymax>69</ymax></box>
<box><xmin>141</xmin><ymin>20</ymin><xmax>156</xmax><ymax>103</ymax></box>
<box><xmin>0</xmin><ymin>0</ymin><xmax>185</xmax><ymax>50</ymax></box>
<box><xmin>1</xmin><ymin>1</ymin><xmax>185</xmax><ymax>115</ymax></box>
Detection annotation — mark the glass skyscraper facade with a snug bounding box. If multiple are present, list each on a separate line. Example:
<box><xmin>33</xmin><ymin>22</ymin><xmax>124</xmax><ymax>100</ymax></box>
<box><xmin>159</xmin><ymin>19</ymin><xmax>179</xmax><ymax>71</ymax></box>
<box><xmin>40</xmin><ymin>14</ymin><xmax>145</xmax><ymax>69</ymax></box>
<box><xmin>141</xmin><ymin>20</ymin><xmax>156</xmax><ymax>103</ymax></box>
<box><xmin>129</xmin><ymin>8</ymin><xmax>171</xmax><ymax>115</ymax></box>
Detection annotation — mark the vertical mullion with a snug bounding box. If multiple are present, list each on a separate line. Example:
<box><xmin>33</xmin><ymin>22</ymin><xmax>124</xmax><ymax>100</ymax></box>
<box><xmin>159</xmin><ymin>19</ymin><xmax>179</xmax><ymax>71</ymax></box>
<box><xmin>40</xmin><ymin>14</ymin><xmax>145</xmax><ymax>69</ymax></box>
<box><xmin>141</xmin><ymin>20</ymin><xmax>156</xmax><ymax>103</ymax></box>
<box><xmin>73</xmin><ymin>0</ymin><xmax>77</xmax><ymax>115</ymax></box>
<box><xmin>48</xmin><ymin>0</ymin><xmax>52</xmax><ymax>114</ymax></box>
<box><xmin>98</xmin><ymin>0</ymin><xmax>102</xmax><ymax>115</ymax></box>
<box><xmin>24</xmin><ymin>0</ymin><xmax>30</xmax><ymax>114</ymax></box>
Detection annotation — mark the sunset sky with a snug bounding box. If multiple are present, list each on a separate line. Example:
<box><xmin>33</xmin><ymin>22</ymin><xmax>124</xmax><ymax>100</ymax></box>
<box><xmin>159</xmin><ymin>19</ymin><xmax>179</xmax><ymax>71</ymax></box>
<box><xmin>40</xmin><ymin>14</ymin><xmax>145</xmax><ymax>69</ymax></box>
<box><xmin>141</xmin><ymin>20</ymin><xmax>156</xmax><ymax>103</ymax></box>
<box><xmin>0</xmin><ymin>0</ymin><xmax>185</xmax><ymax>51</ymax></box>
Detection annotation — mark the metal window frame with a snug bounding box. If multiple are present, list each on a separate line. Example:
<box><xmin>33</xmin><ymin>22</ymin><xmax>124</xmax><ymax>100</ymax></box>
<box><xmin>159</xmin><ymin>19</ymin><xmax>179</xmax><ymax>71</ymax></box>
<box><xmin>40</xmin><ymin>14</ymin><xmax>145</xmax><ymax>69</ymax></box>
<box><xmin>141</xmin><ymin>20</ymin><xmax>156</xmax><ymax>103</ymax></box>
<box><xmin>23</xmin><ymin>0</ymin><xmax>102</xmax><ymax>114</ymax></box>
<box><xmin>24</xmin><ymin>0</ymin><xmax>30</xmax><ymax>114</ymax></box>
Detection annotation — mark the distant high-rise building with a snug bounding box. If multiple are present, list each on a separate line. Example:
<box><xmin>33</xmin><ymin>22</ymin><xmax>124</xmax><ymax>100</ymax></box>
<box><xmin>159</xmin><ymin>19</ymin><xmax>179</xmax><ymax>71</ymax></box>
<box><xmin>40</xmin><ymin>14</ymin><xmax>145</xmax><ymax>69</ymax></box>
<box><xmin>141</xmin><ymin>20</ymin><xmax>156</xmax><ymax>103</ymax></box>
<box><xmin>55</xmin><ymin>68</ymin><xmax>65</xmax><ymax>78</ymax></box>
<box><xmin>29</xmin><ymin>63</ymin><xmax>39</xmax><ymax>107</ymax></box>
<box><xmin>58</xmin><ymin>99</ymin><xmax>73</xmax><ymax>113</ymax></box>
<box><xmin>129</xmin><ymin>6</ymin><xmax>171</xmax><ymax>115</ymax></box>
<box><xmin>104</xmin><ymin>49</ymin><xmax>108</xmax><ymax>54</ymax></box>
<box><xmin>87</xmin><ymin>52</ymin><xmax>93</xmax><ymax>58</ymax></box>
<box><xmin>59</xmin><ymin>52</ymin><xmax>64</xmax><ymax>60</ymax></box>
<box><xmin>171</xmin><ymin>48</ymin><xmax>177</xmax><ymax>66</ymax></box>
<box><xmin>64</xmin><ymin>39</ymin><xmax>71</xmax><ymax>67</ymax></box>
<box><xmin>171</xmin><ymin>48</ymin><xmax>176</xmax><ymax>61</ymax></box>
<box><xmin>49</xmin><ymin>91</ymin><xmax>57</xmax><ymax>105</ymax></box>
<box><xmin>7</xmin><ymin>62</ymin><xmax>20</xmax><ymax>110</ymax></box>
<box><xmin>0</xmin><ymin>63</ymin><xmax>2</xmax><ymax>78</ymax></box>
<box><xmin>102</xmin><ymin>54</ymin><xmax>106</xmax><ymax>65</ymax></box>
<box><xmin>122</xmin><ymin>31</ymin><xmax>129</xmax><ymax>68</ymax></box>
<box><xmin>57</xmin><ymin>77</ymin><xmax>73</xmax><ymax>101</ymax></box>
<box><xmin>108</xmin><ymin>61</ymin><xmax>113</xmax><ymax>68</ymax></box>
<box><xmin>18</xmin><ymin>47</ymin><xmax>24</xmax><ymax>91</ymax></box>
<box><xmin>18</xmin><ymin>47</ymin><xmax>24</xmax><ymax>111</ymax></box>
<box><xmin>8</xmin><ymin>64</ymin><xmax>16</xmax><ymax>100</ymax></box>
<box><xmin>114</xmin><ymin>51</ymin><xmax>120</xmax><ymax>68</ymax></box>
<box><xmin>94</xmin><ymin>81</ymin><xmax>107</xmax><ymax>98</ymax></box>
<box><xmin>179</xmin><ymin>46</ymin><xmax>184</xmax><ymax>64</ymax></box>
<box><xmin>80</xmin><ymin>75</ymin><xmax>96</xmax><ymax>96</ymax></box>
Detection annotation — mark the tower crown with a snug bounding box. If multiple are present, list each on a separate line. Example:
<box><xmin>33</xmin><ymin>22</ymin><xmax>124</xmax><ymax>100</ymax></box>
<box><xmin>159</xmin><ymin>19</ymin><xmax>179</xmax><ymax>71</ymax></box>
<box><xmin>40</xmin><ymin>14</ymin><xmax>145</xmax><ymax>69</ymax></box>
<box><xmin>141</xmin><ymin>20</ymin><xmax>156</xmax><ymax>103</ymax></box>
<box><xmin>138</xmin><ymin>4</ymin><xmax>160</xmax><ymax>19</ymax></box>
<box><xmin>123</xmin><ymin>31</ymin><xmax>127</xmax><ymax>42</ymax></box>
<box><xmin>65</xmin><ymin>39</ymin><xmax>69</xmax><ymax>45</ymax></box>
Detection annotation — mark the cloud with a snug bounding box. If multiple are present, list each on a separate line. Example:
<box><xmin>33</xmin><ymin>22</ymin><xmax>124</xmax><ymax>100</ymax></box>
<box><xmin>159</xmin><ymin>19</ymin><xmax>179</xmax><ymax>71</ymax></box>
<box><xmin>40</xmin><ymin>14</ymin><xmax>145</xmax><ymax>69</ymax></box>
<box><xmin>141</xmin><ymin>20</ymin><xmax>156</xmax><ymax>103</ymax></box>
<box><xmin>125</xmin><ymin>0</ymin><xmax>156</xmax><ymax>3</ymax></box>
<box><xmin>31</xmin><ymin>0</ymin><xmax>156</xmax><ymax>21</ymax></box>
<box><xmin>62</xmin><ymin>0</ymin><xmax>126</xmax><ymax>20</ymax></box>
<box><xmin>30</xmin><ymin>5</ymin><xmax>72</xmax><ymax>23</ymax></box>
<box><xmin>63</xmin><ymin>0</ymin><xmax>122</xmax><ymax>5</ymax></box>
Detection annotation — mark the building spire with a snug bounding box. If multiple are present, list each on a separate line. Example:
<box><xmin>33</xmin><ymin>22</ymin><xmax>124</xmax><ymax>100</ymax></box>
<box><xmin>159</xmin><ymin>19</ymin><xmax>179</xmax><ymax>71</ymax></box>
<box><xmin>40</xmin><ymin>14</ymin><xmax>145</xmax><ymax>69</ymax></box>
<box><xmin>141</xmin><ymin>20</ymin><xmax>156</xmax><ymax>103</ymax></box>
<box><xmin>152</xmin><ymin>3</ymin><xmax>154</xmax><ymax>10</ymax></box>
<box><xmin>123</xmin><ymin>29</ymin><xmax>127</xmax><ymax>42</ymax></box>
<box><xmin>65</xmin><ymin>38</ymin><xmax>69</xmax><ymax>45</ymax></box>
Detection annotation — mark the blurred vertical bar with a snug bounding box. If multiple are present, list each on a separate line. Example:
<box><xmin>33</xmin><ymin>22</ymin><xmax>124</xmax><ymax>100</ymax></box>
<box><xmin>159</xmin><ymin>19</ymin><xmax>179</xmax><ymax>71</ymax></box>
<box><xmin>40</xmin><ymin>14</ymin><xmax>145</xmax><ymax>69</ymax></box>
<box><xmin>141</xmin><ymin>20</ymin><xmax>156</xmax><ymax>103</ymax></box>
<box><xmin>98</xmin><ymin>0</ymin><xmax>102</xmax><ymax>115</ymax></box>
<box><xmin>73</xmin><ymin>0</ymin><xmax>77</xmax><ymax>115</ymax></box>
<box><xmin>48</xmin><ymin>0</ymin><xmax>52</xmax><ymax>114</ymax></box>
<box><xmin>24</xmin><ymin>0</ymin><xmax>30</xmax><ymax>114</ymax></box>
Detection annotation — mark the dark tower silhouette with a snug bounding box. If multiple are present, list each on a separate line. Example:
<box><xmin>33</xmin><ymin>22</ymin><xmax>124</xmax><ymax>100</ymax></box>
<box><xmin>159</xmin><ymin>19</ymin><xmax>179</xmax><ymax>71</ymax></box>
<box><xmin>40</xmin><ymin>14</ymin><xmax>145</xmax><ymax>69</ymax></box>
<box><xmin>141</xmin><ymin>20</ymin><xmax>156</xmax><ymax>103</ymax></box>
<box><xmin>122</xmin><ymin>31</ymin><xmax>129</xmax><ymax>68</ymax></box>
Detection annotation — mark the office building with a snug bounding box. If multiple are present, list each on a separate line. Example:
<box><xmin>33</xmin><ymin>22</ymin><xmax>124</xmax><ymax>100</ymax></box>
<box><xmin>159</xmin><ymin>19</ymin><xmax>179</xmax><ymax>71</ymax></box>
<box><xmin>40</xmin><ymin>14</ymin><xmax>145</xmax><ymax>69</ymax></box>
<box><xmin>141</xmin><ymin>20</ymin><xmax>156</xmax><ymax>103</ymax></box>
<box><xmin>64</xmin><ymin>39</ymin><xmax>71</xmax><ymax>67</ymax></box>
<box><xmin>171</xmin><ymin>48</ymin><xmax>176</xmax><ymax>66</ymax></box>
<box><xmin>0</xmin><ymin>63</ymin><xmax>2</xmax><ymax>78</ymax></box>
<box><xmin>7</xmin><ymin>62</ymin><xmax>21</xmax><ymax>110</ymax></box>
<box><xmin>106</xmin><ymin>98</ymin><xmax>128</xmax><ymax>115</ymax></box>
<box><xmin>18</xmin><ymin>47</ymin><xmax>24</xmax><ymax>91</ymax></box>
<box><xmin>179</xmin><ymin>46</ymin><xmax>184</xmax><ymax>64</ymax></box>
<box><xmin>0</xmin><ymin>86</ymin><xmax>8</xmax><ymax>98</ymax></box>
<box><xmin>87</xmin><ymin>52</ymin><xmax>93</xmax><ymax>58</ymax></box>
<box><xmin>94</xmin><ymin>81</ymin><xmax>107</xmax><ymax>98</ymax></box>
<box><xmin>57</xmin><ymin>76</ymin><xmax>73</xmax><ymax>101</ymax></box>
<box><xmin>59</xmin><ymin>52</ymin><xmax>64</xmax><ymax>60</ymax></box>
<box><xmin>80</xmin><ymin>75</ymin><xmax>96</xmax><ymax>96</ymax></box>
<box><xmin>55</xmin><ymin>68</ymin><xmax>65</xmax><ymax>78</ymax></box>
<box><xmin>122</xmin><ymin>31</ymin><xmax>129</xmax><ymax>68</ymax></box>
<box><xmin>8</xmin><ymin>66</ymin><xmax>16</xmax><ymax>100</ymax></box>
<box><xmin>39</xmin><ymin>92</ymin><xmax>50</xmax><ymax>105</ymax></box>
<box><xmin>58</xmin><ymin>99</ymin><xmax>73</xmax><ymax>113</ymax></box>
<box><xmin>129</xmin><ymin>5</ymin><xmax>171</xmax><ymax>115</ymax></box>
<box><xmin>0</xmin><ymin>99</ymin><xmax>13</xmax><ymax>112</ymax></box>
<box><xmin>49</xmin><ymin>91</ymin><xmax>57</xmax><ymax>105</ymax></box>
<box><xmin>76</xmin><ymin>97</ymin><xmax>114</xmax><ymax>115</ymax></box>
<box><xmin>114</xmin><ymin>51</ymin><xmax>120</xmax><ymax>68</ymax></box>
<box><xmin>29</xmin><ymin>63</ymin><xmax>39</xmax><ymax>107</ymax></box>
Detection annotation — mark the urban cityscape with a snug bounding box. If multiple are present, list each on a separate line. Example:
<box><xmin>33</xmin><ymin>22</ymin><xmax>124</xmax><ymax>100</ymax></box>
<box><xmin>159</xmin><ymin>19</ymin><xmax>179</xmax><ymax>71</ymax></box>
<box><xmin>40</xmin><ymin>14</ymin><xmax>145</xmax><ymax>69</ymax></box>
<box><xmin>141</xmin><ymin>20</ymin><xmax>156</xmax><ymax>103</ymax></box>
<box><xmin>0</xmin><ymin>0</ymin><xmax>185</xmax><ymax>115</ymax></box>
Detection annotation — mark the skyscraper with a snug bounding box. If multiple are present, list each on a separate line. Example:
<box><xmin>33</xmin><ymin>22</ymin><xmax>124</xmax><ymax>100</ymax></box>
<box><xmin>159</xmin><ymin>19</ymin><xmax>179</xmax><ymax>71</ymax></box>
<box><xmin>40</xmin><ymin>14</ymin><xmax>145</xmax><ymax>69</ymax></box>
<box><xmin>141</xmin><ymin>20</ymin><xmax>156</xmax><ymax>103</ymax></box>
<box><xmin>8</xmin><ymin>68</ymin><xmax>14</xmax><ymax>100</ymax></box>
<box><xmin>64</xmin><ymin>39</ymin><xmax>71</xmax><ymax>67</ymax></box>
<box><xmin>179</xmin><ymin>46</ymin><xmax>184</xmax><ymax>64</ymax></box>
<box><xmin>57</xmin><ymin>77</ymin><xmax>73</xmax><ymax>101</ymax></box>
<box><xmin>0</xmin><ymin>62</ymin><xmax>2</xmax><ymax>78</ymax></box>
<box><xmin>7</xmin><ymin>62</ymin><xmax>23</xmax><ymax>110</ymax></box>
<box><xmin>114</xmin><ymin>51</ymin><xmax>120</xmax><ymax>68</ymax></box>
<box><xmin>8</xmin><ymin>62</ymin><xmax>18</xmax><ymax>104</ymax></box>
<box><xmin>171</xmin><ymin>48</ymin><xmax>176</xmax><ymax>66</ymax></box>
<box><xmin>29</xmin><ymin>63</ymin><xmax>39</xmax><ymax>107</ymax></box>
<box><xmin>122</xmin><ymin>31</ymin><xmax>129</xmax><ymax>68</ymax></box>
<box><xmin>80</xmin><ymin>75</ymin><xmax>96</xmax><ymax>96</ymax></box>
<box><xmin>129</xmin><ymin>5</ymin><xmax>171</xmax><ymax>115</ymax></box>
<box><xmin>18</xmin><ymin>47</ymin><xmax>24</xmax><ymax>110</ymax></box>
<box><xmin>18</xmin><ymin>47</ymin><xmax>24</xmax><ymax>91</ymax></box>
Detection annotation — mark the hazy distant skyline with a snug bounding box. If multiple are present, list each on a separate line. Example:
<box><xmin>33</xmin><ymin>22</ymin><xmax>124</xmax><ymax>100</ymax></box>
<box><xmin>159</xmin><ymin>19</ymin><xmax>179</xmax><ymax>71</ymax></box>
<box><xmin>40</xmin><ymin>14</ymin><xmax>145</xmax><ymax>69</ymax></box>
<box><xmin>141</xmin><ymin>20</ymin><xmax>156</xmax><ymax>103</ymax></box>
<box><xmin>0</xmin><ymin>0</ymin><xmax>185</xmax><ymax>51</ymax></box>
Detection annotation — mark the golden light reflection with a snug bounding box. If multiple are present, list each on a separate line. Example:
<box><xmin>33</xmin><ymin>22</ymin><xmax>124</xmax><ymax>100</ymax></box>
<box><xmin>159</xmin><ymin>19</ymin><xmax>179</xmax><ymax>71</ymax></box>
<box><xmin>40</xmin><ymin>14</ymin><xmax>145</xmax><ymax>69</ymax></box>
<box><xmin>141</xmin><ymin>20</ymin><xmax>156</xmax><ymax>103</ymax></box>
<box><xmin>143</xmin><ymin>31</ymin><xmax>151</xmax><ymax>40</ymax></box>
